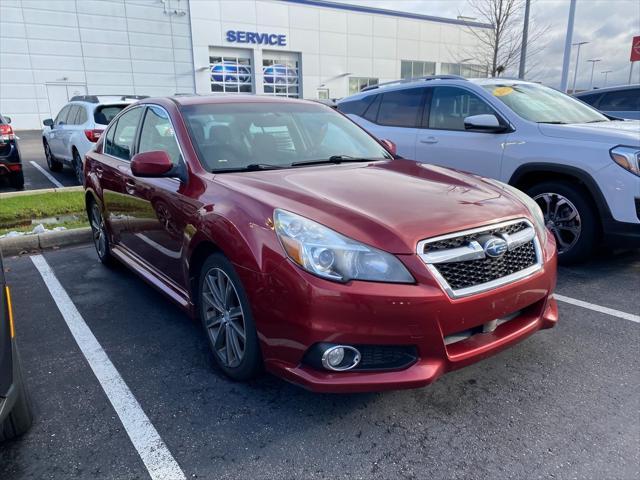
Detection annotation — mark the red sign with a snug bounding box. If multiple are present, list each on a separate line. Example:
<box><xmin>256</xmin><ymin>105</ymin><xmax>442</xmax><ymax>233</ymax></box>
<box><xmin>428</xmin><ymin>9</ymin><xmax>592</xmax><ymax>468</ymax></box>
<box><xmin>631</xmin><ymin>35</ymin><xmax>640</xmax><ymax>62</ymax></box>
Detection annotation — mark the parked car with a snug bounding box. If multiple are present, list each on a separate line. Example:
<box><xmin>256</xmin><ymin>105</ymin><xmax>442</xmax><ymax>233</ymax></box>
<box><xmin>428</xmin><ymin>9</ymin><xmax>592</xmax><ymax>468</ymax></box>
<box><xmin>42</xmin><ymin>95</ymin><xmax>147</xmax><ymax>184</ymax></box>
<box><xmin>0</xmin><ymin>114</ymin><xmax>23</xmax><ymax>190</ymax></box>
<box><xmin>84</xmin><ymin>95</ymin><xmax>558</xmax><ymax>393</ymax></box>
<box><xmin>338</xmin><ymin>76</ymin><xmax>640</xmax><ymax>263</ymax></box>
<box><xmin>574</xmin><ymin>84</ymin><xmax>640</xmax><ymax>120</ymax></box>
<box><xmin>0</xmin><ymin>250</ymin><xmax>33</xmax><ymax>440</ymax></box>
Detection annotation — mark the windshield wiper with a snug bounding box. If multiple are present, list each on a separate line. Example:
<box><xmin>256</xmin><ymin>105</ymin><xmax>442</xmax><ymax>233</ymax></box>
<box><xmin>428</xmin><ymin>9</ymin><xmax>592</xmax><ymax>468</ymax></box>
<box><xmin>291</xmin><ymin>155</ymin><xmax>384</xmax><ymax>167</ymax></box>
<box><xmin>213</xmin><ymin>163</ymin><xmax>288</xmax><ymax>173</ymax></box>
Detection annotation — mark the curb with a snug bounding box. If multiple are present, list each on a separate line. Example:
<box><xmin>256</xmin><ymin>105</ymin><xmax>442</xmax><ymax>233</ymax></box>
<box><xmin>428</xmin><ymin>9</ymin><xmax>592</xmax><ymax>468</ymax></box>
<box><xmin>0</xmin><ymin>227</ymin><xmax>92</xmax><ymax>257</ymax></box>
<box><xmin>0</xmin><ymin>185</ymin><xmax>83</xmax><ymax>199</ymax></box>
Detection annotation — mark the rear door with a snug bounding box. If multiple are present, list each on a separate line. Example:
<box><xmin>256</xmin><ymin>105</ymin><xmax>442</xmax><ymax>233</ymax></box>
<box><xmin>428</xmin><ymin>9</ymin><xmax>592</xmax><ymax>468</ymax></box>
<box><xmin>415</xmin><ymin>86</ymin><xmax>509</xmax><ymax>178</ymax></box>
<box><xmin>59</xmin><ymin>105</ymin><xmax>81</xmax><ymax>162</ymax></box>
<box><xmin>98</xmin><ymin>106</ymin><xmax>145</xmax><ymax>241</ymax></box>
<box><xmin>119</xmin><ymin>105</ymin><xmax>188</xmax><ymax>284</ymax></box>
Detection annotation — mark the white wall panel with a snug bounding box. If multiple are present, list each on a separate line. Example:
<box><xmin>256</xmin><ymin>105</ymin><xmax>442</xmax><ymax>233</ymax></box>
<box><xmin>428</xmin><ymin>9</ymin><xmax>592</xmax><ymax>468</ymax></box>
<box><xmin>397</xmin><ymin>19</ymin><xmax>420</xmax><ymax>40</ymax></box>
<box><xmin>256</xmin><ymin>0</ymin><xmax>289</xmax><ymax>27</ymax></box>
<box><xmin>220</xmin><ymin>0</ymin><xmax>257</xmax><ymax>24</ymax></box>
<box><xmin>347</xmin><ymin>13</ymin><xmax>372</xmax><ymax>36</ymax></box>
<box><xmin>289</xmin><ymin>5</ymin><xmax>319</xmax><ymax>30</ymax></box>
<box><xmin>319</xmin><ymin>32</ymin><xmax>347</xmax><ymax>56</ymax></box>
<box><xmin>289</xmin><ymin>28</ymin><xmax>320</xmax><ymax>53</ymax></box>
<box><xmin>318</xmin><ymin>10</ymin><xmax>347</xmax><ymax>33</ymax></box>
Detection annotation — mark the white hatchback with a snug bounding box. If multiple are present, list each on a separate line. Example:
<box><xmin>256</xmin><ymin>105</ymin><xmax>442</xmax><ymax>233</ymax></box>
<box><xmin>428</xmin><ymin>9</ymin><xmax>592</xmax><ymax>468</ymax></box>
<box><xmin>42</xmin><ymin>95</ymin><xmax>145</xmax><ymax>184</ymax></box>
<box><xmin>338</xmin><ymin>77</ymin><xmax>640</xmax><ymax>263</ymax></box>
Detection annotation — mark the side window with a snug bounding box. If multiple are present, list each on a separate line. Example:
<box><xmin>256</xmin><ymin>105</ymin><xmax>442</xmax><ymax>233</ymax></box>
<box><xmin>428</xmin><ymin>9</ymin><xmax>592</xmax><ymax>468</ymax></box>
<box><xmin>138</xmin><ymin>106</ymin><xmax>181</xmax><ymax>166</ymax></box>
<box><xmin>363</xmin><ymin>94</ymin><xmax>382</xmax><ymax>123</ymax></box>
<box><xmin>576</xmin><ymin>92</ymin><xmax>602</xmax><ymax>107</ymax></box>
<box><xmin>68</xmin><ymin>106</ymin><xmax>81</xmax><ymax>125</ymax></box>
<box><xmin>337</xmin><ymin>95</ymin><xmax>376</xmax><ymax>117</ymax></box>
<box><xmin>54</xmin><ymin>105</ymin><xmax>70</xmax><ymax>125</ymax></box>
<box><xmin>110</xmin><ymin>107</ymin><xmax>143</xmax><ymax>161</ymax></box>
<box><xmin>599</xmin><ymin>89</ymin><xmax>640</xmax><ymax>111</ymax></box>
<box><xmin>377</xmin><ymin>88</ymin><xmax>424</xmax><ymax>128</ymax></box>
<box><xmin>76</xmin><ymin>106</ymin><xmax>88</xmax><ymax>125</ymax></box>
<box><xmin>104</xmin><ymin>122</ymin><xmax>117</xmax><ymax>155</ymax></box>
<box><xmin>429</xmin><ymin>87</ymin><xmax>495</xmax><ymax>131</ymax></box>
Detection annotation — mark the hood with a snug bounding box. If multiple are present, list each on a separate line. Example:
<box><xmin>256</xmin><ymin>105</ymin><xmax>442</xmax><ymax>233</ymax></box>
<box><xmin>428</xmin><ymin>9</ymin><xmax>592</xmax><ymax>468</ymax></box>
<box><xmin>538</xmin><ymin>120</ymin><xmax>640</xmax><ymax>145</ymax></box>
<box><xmin>216</xmin><ymin>160</ymin><xmax>531</xmax><ymax>254</ymax></box>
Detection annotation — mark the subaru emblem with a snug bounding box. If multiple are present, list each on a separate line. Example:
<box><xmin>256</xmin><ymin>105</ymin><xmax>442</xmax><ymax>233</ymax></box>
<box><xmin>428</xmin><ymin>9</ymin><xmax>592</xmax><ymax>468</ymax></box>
<box><xmin>483</xmin><ymin>237</ymin><xmax>508</xmax><ymax>258</ymax></box>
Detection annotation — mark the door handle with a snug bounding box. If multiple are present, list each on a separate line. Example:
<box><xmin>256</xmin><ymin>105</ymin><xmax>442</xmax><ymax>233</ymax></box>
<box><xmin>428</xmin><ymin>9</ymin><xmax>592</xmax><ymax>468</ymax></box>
<box><xmin>420</xmin><ymin>136</ymin><xmax>439</xmax><ymax>144</ymax></box>
<box><xmin>125</xmin><ymin>180</ymin><xmax>136</xmax><ymax>194</ymax></box>
<box><xmin>95</xmin><ymin>166</ymin><xmax>103</xmax><ymax>178</ymax></box>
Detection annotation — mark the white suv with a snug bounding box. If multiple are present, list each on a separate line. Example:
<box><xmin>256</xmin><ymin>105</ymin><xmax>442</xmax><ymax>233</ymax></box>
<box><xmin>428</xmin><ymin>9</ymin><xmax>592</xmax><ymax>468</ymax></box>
<box><xmin>42</xmin><ymin>95</ymin><xmax>146</xmax><ymax>184</ymax></box>
<box><xmin>338</xmin><ymin>77</ymin><xmax>640</xmax><ymax>263</ymax></box>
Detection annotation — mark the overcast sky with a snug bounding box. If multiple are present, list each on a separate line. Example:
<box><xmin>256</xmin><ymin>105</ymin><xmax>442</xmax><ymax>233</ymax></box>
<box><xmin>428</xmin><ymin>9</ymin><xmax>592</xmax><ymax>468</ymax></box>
<box><xmin>332</xmin><ymin>0</ymin><xmax>640</xmax><ymax>89</ymax></box>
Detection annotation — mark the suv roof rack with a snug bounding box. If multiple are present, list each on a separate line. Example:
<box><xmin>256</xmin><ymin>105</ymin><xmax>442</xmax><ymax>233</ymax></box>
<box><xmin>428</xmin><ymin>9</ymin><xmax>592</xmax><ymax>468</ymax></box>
<box><xmin>69</xmin><ymin>95</ymin><xmax>149</xmax><ymax>103</ymax></box>
<box><xmin>361</xmin><ymin>75</ymin><xmax>467</xmax><ymax>92</ymax></box>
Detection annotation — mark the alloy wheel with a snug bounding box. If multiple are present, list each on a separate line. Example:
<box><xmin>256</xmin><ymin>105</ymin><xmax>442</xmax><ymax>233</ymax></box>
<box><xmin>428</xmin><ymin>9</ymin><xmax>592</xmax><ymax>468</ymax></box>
<box><xmin>533</xmin><ymin>192</ymin><xmax>582</xmax><ymax>254</ymax></box>
<box><xmin>90</xmin><ymin>203</ymin><xmax>108</xmax><ymax>259</ymax></box>
<box><xmin>44</xmin><ymin>143</ymin><xmax>52</xmax><ymax>168</ymax></box>
<box><xmin>202</xmin><ymin>268</ymin><xmax>246</xmax><ymax>368</ymax></box>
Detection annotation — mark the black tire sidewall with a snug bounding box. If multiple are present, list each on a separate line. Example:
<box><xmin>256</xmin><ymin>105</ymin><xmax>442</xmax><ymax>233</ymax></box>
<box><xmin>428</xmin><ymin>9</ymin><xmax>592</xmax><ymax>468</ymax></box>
<box><xmin>9</xmin><ymin>170</ymin><xmax>24</xmax><ymax>190</ymax></box>
<box><xmin>526</xmin><ymin>181</ymin><xmax>598</xmax><ymax>264</ymax></box>
<box><xmin>198</xmin><ymin>253</ymin><xmax>262</xmax><ymax>381</ymax></box>
<box><xmin>73</xmin><ymin>151</ymin><xmax>83</xmax><ymax>185</ymax></box>
<box><xmin>90</xmin><ymin>201</ymin><xmax>114</xmax><ymax>266</ymax></box>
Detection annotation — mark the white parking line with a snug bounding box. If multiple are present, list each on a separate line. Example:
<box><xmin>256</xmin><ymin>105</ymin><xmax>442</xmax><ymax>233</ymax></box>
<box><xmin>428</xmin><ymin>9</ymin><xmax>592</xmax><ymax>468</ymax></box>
<box><xmin>555</xmin><ymin>294</ymin><xmax>640</xmax><ymax>323</ymax></box>
<box><xmin>29</xmin><ymin>161</ymin><xmax>64</xmax><ymax>188</ymax></box>
<box><xmin>31</xmin><ymin>255</ymin><xmax>186</xmax><ymax>480</ymax></box>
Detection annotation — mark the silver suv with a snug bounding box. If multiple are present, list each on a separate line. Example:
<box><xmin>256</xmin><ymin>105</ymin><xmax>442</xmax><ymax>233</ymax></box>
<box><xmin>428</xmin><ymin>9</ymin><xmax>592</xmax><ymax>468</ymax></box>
<box><xmin>42</xmin><ymin>95</ymin><xmax>146</xmax><ymax>184</ymax></box>
<box><xmin>338</xmin><ymin>76</ymin><xmax>640</xmax><ymax>263</ymax></box>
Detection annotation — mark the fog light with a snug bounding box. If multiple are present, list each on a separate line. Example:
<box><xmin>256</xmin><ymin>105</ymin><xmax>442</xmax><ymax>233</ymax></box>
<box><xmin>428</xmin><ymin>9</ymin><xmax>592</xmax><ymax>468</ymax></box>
<box><xmin>321</xmin><ymin>345</ymin><xmax>361</xmax><ymax>371</ymax></box>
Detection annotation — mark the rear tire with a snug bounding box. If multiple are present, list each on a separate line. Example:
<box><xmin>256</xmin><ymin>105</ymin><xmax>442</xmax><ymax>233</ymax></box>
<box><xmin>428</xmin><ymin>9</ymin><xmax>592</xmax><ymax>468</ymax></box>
<box><xmin>0</xmin><ymin>351</ymin><xmax>33</xmax><ymax>441</ymax></box>
<box><xmin>88</xmin><ymin>200</ymin><xmax>115</xmax><ymax>266</ymax></box>
<box><xmin>198</xmin><ymin>253</ymin><xmax>262</xmax><ymax>381</ymax></box>
<box><xmin>9</xmin><ymin>170</ymin><xmax>24</xmax><ymax>190</ymax></box>
<box><xmin>43</xmin><ymin>140</ymin><xmax>63</xmax><ymax>172</ymax></box>
<box><xmin>526</xmin><ymin>181</ymin><xmax>598</xmax><ymax>264</ymax></box>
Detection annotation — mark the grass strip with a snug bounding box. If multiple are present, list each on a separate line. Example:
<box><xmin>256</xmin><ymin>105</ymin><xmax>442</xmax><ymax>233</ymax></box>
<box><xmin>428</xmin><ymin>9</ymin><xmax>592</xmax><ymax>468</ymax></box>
<box><xmin>0</xmin><ymin>191</ymin><xmax>86</xmax><ymax>225</ymax></box>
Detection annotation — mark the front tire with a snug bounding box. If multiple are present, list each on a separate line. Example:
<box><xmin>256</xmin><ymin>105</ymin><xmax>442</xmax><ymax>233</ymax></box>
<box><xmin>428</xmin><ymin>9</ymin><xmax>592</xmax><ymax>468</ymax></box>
<box><xmin>89</xmin><ymin>200</ymin><xmax>115</xmax><ymax>266</ymax></box>
<box><xmin>0</xmin><ymin>351</ymin><xmax>33</xmax><ymax>441</ymax></box>
<box><xmin>198</xmin><ymin>253</ymin><xmax>262</xmax><ymax>381</ymax></box>
<box><xmin>73</xmin><ymin>150</ymin><xmax>83</xmax><ymax>186</ymax></box>
<box><xmin>43</xmin><ymin>140</ymin><xmax>63</xmax><ymax>172</ymax></box>
<box><xmin>527</xmin><ymin>181</ymin><xmax>598</xmax><ymax>264</ymax></box>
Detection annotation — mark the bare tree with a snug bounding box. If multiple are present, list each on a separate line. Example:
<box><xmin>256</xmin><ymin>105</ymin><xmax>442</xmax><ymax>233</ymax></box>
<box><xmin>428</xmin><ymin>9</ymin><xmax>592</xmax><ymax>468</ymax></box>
<box><xmin>457</xmin><ymin>0</ymin><xmax>548</xmax><ymax>78</ymax></box>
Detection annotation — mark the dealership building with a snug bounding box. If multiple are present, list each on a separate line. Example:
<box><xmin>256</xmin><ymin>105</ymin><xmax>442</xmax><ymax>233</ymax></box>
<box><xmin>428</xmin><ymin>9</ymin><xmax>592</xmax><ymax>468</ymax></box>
<box><xmin>0</xmin><ymin>0</ymin><xmax>491</xmax><ymax>129</ymax></box>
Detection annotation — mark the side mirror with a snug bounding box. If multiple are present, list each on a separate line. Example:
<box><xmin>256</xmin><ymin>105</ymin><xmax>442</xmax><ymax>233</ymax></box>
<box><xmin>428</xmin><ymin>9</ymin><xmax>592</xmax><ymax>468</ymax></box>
<box><xmin>131</xmin><ymin>150</ymin><xmax>174</xmax><ymax>178</ymax></box>
<box><xmin>43</xmin><ymin>118</ymin><xmax>54</xmax><ymax>128</ymax></box>
<box><xmin>464</xmin><ymin>114</ymin><xmax>508</xmax><ymax>133</ymax></box>
<box><xmin>379</xmin><ymin>138</ymin><xmax>397</xmax><ymax>155</ymax></box>
<box><xmin>4</xmin><ymin>116</ymin><xmax>11</xmax><ymax>124</ymax></box>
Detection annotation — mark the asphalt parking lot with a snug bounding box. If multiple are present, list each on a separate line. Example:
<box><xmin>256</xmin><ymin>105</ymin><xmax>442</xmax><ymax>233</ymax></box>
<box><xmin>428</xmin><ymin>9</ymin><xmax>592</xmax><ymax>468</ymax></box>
<box><xmin>0</xmin><ymin>244</ymin><xmax>638</xmax><ymax>480</ymax></box>
<box><xmin>0</xmin><ymin>131</ymin><xmax>78</xmax><ymax>193</ymax></box>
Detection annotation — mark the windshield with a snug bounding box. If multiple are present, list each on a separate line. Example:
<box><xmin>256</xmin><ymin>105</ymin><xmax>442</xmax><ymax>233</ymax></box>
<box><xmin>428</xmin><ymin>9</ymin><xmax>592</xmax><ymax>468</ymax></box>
<box><xmin>482</xmin><ymin>83</ymin><xmax>609</xmax><ymax>124</ymax></box>
<box><xmin>182</xmin><ymin>102</ymin><xmax>392</xmax><ymax>172</ymax></box>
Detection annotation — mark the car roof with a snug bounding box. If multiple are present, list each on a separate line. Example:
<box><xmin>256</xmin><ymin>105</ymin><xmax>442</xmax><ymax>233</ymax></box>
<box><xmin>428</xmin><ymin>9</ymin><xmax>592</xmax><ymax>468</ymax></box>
<box><xmin>163</xmin><ymin>94</ymin><xmax>322</xmax><ymax>107</ymax></box>
<box><xmin>574</xmin><ymin>84</ymin><xmax>640</xmax><ymax>96</ymax></box>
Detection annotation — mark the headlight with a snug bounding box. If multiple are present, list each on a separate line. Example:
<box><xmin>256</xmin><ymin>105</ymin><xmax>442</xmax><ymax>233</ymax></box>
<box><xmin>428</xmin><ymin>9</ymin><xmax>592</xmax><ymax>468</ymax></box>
<box><xmin>610</xmin><ymin>146</ymin><xmax>640</xmax><ymax>176</ymax></box>
<box><xmin>273</xmin><ymin>209</ymin><xmax>414</xmax><ymax>284</ymax></box>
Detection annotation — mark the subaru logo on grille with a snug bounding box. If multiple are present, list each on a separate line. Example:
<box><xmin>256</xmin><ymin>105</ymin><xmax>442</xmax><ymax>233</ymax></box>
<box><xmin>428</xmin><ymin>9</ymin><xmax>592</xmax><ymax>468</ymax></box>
<box><xmin>483</xmin><ymin>237</ymin><xmax>508</xmax><ymax>258</ymax></box>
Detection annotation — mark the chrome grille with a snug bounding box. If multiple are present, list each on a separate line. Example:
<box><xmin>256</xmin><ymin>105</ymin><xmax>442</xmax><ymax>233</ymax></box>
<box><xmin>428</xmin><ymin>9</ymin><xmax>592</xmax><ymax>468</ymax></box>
<box><xmin>417</xmin><ymin>219</ymin><xmax>542</xmax><ymax>298</ymax></box>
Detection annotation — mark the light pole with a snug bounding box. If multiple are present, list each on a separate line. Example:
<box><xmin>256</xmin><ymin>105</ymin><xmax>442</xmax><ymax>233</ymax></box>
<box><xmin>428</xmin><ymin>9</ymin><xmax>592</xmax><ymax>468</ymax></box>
<box><xmin>601</xmin><ymin>70</ymin><xmax>612</xmax><ymax>87</ymax></box>
<box><xmin>571</xmin><ymin>41</ymin><xmax>589</xmax><ymax>93</ymax></box>
<box><xmin>587</xmin><ymin>59</ymin><xmax>601</xmax><ymax>89</ymax></box>
<box><xmin>560</xmin><ymin>0</ymin><xmax>577</xmax><ymax>92</ymax></box>
<box><xmin>518</xmin><ymin>0</ymin><xmax>531</xmax><ymax>79</ymax></box>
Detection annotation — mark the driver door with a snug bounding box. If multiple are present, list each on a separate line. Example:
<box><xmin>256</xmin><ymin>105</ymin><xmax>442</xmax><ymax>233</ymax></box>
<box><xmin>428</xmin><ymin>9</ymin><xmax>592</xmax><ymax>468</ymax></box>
<box><xmin>415</xmin><ymin>86</ymin><xmax>510</xmax><ymax>179</ymax></box>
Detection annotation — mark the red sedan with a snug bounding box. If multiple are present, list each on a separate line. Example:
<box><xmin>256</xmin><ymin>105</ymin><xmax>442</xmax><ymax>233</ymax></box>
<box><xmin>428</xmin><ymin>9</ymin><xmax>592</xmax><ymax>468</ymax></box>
<box><xmin>84</xmin><ymin>95</ymin><xmax>558</xmax><ymax>393</ymax></box>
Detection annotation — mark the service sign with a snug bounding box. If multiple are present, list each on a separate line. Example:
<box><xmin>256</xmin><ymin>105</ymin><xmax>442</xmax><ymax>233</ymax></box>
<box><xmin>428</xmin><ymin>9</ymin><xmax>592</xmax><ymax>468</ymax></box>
<box><xmin>226</xmin><ymin>30</ymin><xmax>287</xmax><ymax>47</ymax></box>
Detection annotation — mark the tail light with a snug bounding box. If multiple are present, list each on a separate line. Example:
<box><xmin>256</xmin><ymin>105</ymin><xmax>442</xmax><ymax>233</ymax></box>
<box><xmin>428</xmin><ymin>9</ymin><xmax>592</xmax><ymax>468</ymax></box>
<box><xmin>84</xmin><ymin>129</ymin><xmax>103</xmax><ymax>142</ymax></box>
<box><xmin>0</xmin><ymin>124</ymin><xmax>15</xmax><ymax>142</ymax></box>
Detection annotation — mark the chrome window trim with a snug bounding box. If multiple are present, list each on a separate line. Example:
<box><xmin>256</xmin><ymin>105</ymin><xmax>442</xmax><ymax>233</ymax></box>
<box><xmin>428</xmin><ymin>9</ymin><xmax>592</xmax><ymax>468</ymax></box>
<box><xmin>417</xmin><ymin>218</ymin><xmax>543</xmax><ymax>299</ymax></box>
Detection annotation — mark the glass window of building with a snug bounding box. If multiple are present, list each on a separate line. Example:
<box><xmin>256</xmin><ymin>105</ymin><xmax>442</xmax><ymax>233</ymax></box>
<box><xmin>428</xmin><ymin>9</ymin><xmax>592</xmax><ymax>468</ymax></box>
<box><xmin>348</xmin><ymin>77</ymin><xmax>379</xmax><ymax>95</ymax></box>
<box><xmin>442</xmin><ymin>62</ymin><xmax>488</xmax><ymax>78</ymax></box>
<box><xmin>209</xmin><ymin>55</ymin><xmax>253</xmax><ymax>94</ymax></box>
<box><xmin>400</xmin><ymin>60</ymin><xmax>436</xmax><ymax>79</ymax></box>
<box><xmin>262</xmin><ymin>53</ymin><xmax>301</xmax><ymax>98</ymax></box>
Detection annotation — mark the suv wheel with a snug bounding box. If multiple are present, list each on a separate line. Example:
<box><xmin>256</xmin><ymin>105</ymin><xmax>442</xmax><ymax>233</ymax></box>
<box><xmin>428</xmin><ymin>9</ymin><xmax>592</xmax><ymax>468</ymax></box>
<box><xmin>89</xmin><ymin>201</ymin><xmax>114</xmax><ymax>266</ymax></box>
<box><xmin>44</xmin><ymin>140</ymin><xmax>63</xmax><ymax>172</ymax></box>
<box><xmin>198</xmin><ymin>253</ymin><xmax>262</xmax><ymax>381</ymax></box>
<box><xmin>527</xmin><ymin>181</ymin><xmax>597</xmax><ymax>264</ymax></box>
<box><xmin>72</xmin><ymin>150</ymin><xmax>83</xmax><ymax>185</ymax></box>
<box><xmin>9</xmin><ymin>170</ymin><xmax>24</xmax><ymax>190</ymax></box>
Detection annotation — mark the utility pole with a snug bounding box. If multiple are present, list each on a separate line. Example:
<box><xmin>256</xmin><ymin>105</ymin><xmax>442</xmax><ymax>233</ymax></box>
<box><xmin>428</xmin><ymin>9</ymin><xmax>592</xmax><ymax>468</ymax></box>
<box><xmin>560</xmin><ymin>0</ymin><xmax>577</xmax><ymax>92</ymax></box>
<box><xmin>571</xmin><ymin>41</ymin><xmax>589</xmax><ymax>93</ymax></box>
<box><xmin>601</xmin><ymin>70</ymin><xmax>612</xmax><ymax>87</ymax></box>
<box><xmin>587</xmin><ymin>59</ymin><xmax>601</xmax><ymax>89</ymax></box>
<box><xmin>518</xmin><ymin>0</ymin><xmax>531</xmax><ymax>79</ymax></box>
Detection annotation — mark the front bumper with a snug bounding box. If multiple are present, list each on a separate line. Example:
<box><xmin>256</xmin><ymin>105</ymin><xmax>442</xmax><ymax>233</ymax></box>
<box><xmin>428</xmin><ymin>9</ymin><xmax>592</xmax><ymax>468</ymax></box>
<box><xmin>242</xmin><ymin>234</ymin><xmax>558</xmax><ymax>393</ymax></box>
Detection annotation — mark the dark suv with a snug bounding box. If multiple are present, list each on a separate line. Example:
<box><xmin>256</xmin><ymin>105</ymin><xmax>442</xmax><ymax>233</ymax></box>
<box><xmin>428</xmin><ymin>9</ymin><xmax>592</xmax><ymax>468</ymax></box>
<box><xmin>0</xmin><ymin>114</ymin><xmax>23</xmax><ymax>190</ymax></box>
<box><xmin>0</xmin><ymin>251</ymin><xmax>32</xmax><ymax>440</ymax></box>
